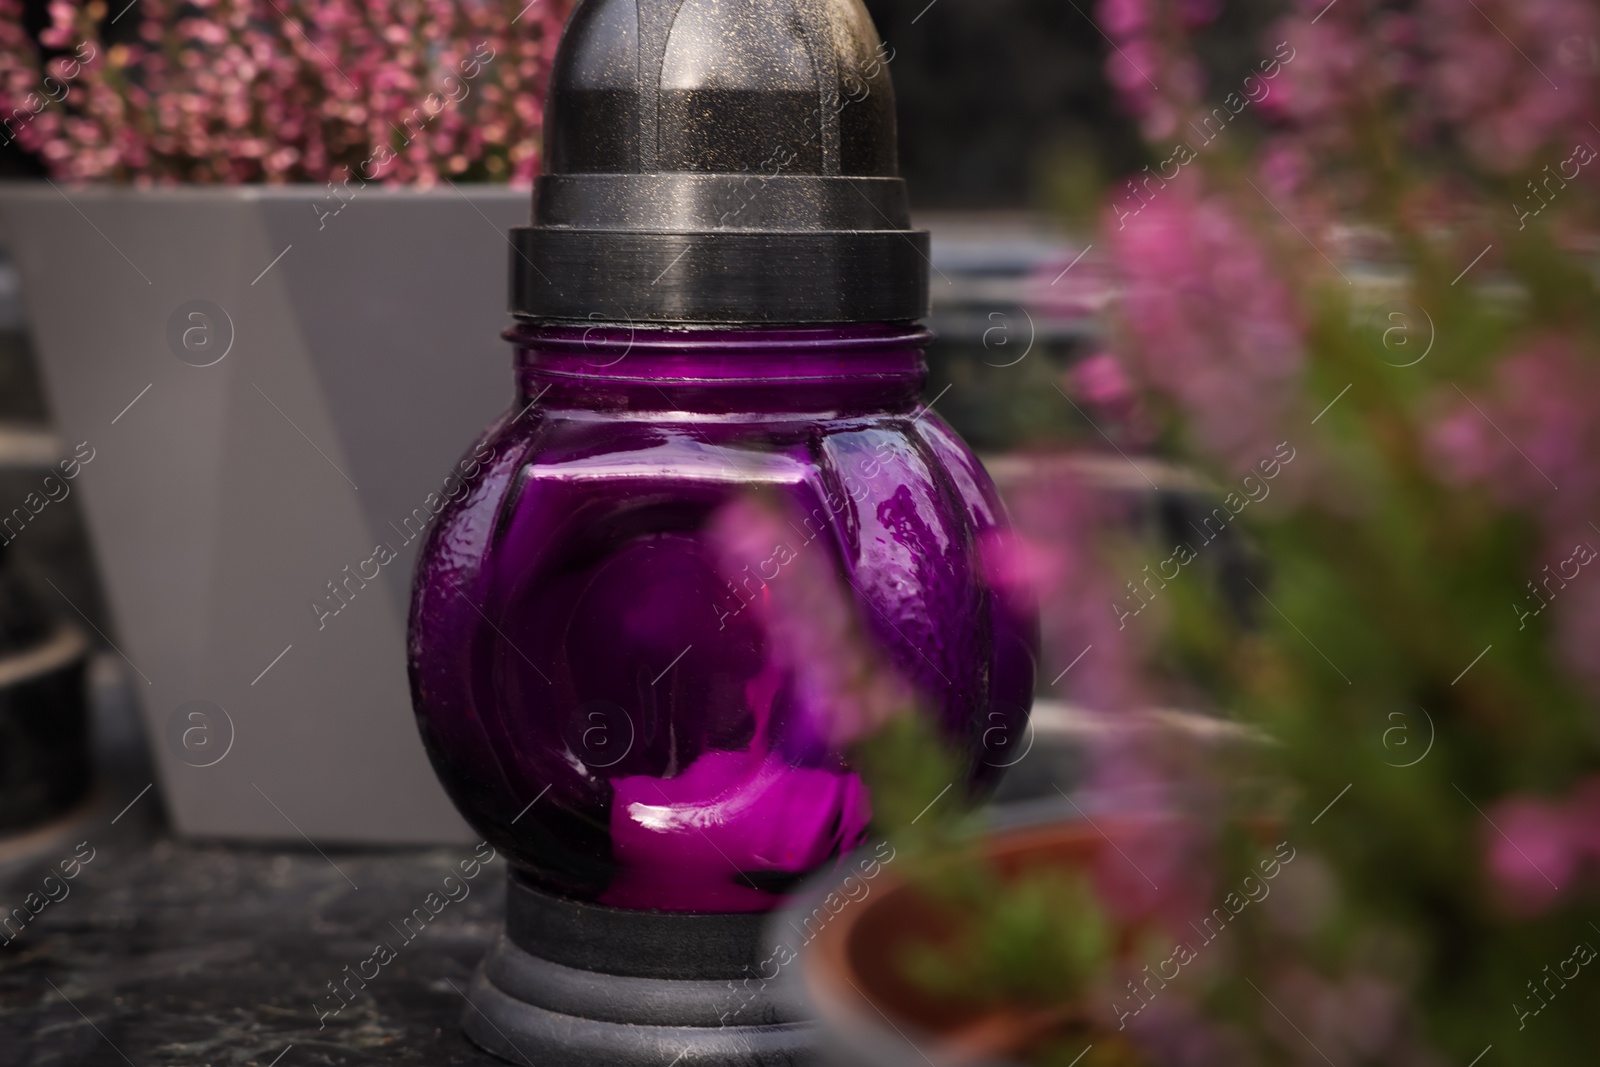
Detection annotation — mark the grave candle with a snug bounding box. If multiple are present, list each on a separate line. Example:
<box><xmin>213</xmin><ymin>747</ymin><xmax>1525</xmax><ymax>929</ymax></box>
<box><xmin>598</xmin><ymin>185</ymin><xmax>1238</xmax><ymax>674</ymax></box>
<box><xmin>406</xmin><ymin>1</ymin><xmax>1036</xmax><ymax>1061</ymax></box>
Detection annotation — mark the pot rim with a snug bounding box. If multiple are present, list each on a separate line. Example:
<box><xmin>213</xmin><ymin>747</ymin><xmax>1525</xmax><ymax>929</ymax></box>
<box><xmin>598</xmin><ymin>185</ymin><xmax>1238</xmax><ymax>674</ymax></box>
<box><xmin>0</xmin><ymin>180</ymin><xmax>529</xmax><ymax>201</ymax></box>
<box><xmin>775</xmin><ymin>816</ymin><xmax>1124</xmax><ymax>1067</ymax></box>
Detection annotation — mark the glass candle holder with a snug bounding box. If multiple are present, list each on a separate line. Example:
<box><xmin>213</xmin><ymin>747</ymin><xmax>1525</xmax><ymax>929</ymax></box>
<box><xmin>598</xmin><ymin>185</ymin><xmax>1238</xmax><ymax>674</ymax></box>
<box><xmin>404</xmin><ymin>0</ymin><xmax>1036</xmax><ymax>1060</ymax></box>
<box><xmin>409</xmin><ymin>321</ymin><xmax>1036</xmax><ymax>913</ymax></box>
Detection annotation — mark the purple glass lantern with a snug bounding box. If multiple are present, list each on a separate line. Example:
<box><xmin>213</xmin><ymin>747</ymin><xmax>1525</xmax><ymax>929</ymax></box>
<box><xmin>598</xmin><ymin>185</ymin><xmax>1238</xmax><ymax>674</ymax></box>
<box><xmin>406</xmin><ymin>1</ymin><xmax>1036</xmax><ymax>1062</ymax></box>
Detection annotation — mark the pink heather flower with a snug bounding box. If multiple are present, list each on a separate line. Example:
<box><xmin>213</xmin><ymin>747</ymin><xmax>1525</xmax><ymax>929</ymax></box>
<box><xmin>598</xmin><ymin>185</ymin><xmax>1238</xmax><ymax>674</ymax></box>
<box><xmin>1484</xmin><ymin>794</ymin><xmax>1582</xmax><ymax>914</ymax></box>
<box><xmin>706</xmin><ymin>496</ymin><xmax>914</xmax><ymax>751</ymax></box>
<box><xmin>1425</xmin><ymin>404</ymin><xmax>1498</xmax><ymax>485</ymax></box>
<box><xmin>1419</xmin><ymin>0</ymin><xmax>1600</xmax><ymax>173</ymax></box>
<box><xmin>977</xmin><ymin>528</ymin><xmax>1063</xmax><ymax>612</ymax></box>
<box><xmin>1425</xmin><ymin>335</ymin><xmax>1600</xmax><ymax>533</ymax></box>
<box><xmin>991</xmin><ymin>459</ymin><xmax>1147</xmax><ymax>713</ymax></box>
<box><xmin>1063</xmin><ymin>351</ymin><xmax>1156</xmax><ymax>448</ymax></box>
<box><xmin>1256</xmin><ymin>135</ymin><xmax>1312</xmax><ymax>201</ymax></box>
<box><xmin>1090</xmin><ymin>812</ymin><xmax>1212</xmax><ymax>927</ymax></box>
<box><xmin>985</xmin><ymin>460</ymin><xmax>1226</xmax><ymax>929</ymax></box>
<box><xmin>1106</xmin><ymin>188</ymin><xmax>1306</xmax><ymax>475</ymax></box>
<box><xmin>0</xmin><ymin>0</ymin><xmax>571</xmax><ymax>184</ymax></box>
<box><xmin>1100</xmin><ymin>0</ymin><xmax>1151</xmax><ymax>37</ymax></box>
<box><xmin>1072</xmin><ymin>351</ymin><xmax>1138</xmax><ymax>413</ymax></box>
<box><xmin>1375</xmin><ymin>12</ymin><xmax>1423</xmax><ymax>91</ymax></box>
<box><xmin>1096</xmin><ymin>0</ymin><xmax>1205</xmax><ymax>141</ymax></box>
<box><xmin>1480</xmin><ymin>778</ymin><xmax>1600</xmax><ymax>914</ymax></box>
<box><xmin>1257</xmin><ymin>9</ymin><xmax>1373</xmax><ymax>131</ymax></box>
<box><xmin>1429</xmin><ymin>339</ymin><xmax>1600</xmax><ymax>696</ymax></box>
<box><xmin>1107</xmin><ymin>36</ymin><xmax>1162</xmax><ymax>97</ymax></box>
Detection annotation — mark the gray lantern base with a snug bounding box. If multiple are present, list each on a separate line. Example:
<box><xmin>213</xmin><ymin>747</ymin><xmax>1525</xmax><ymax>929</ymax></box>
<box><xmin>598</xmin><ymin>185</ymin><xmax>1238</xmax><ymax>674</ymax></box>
<box><xmin>463</xmin><ymin>874</ymin><xmax>813</xmax><ymax>1066</ymax></box>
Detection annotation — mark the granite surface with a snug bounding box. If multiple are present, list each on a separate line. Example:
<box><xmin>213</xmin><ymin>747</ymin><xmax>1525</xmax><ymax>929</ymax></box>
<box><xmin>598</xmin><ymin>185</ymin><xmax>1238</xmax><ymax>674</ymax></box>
<box><xmin>0</xmin><ymin>801</ymin><xmax>511</xmax><ymax>1067</ymax></box>
<box><xmin>0</xmin><ymin>646</ymin><xmax>519</xmax><ymax>1067</ymax></box>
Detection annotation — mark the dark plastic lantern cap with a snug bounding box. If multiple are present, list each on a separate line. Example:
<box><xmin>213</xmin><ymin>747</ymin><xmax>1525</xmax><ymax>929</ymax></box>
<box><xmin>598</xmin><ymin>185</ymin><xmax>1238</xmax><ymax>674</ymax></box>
<box><xmin>510</xmin><ymin>0</ymin><xmax>930</xmax><ymax>325</ymax></box>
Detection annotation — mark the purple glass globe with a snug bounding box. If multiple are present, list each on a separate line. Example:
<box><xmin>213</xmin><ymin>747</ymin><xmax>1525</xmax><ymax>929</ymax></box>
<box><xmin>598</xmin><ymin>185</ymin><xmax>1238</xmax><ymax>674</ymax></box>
<box><xmin>407</xmin><ymin>322</ymin><xmax>1036</xmax><ymax>913</ymax></box>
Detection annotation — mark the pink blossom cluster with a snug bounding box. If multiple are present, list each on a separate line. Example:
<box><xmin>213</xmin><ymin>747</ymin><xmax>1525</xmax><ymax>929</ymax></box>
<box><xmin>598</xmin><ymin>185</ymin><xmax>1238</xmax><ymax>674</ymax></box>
<box><xmin>978</xmin><ymin>461</ymin><xmax>1146</xmax><ymax>714</ymax></box>
<box><xmin>706</xmin><ymin>496</ymin><xmax>914</xmax><ymax>751</ymax></box>
<box><xmin>1426</xmin><ymin>335</ymin><xmax>1600</xmax><ymax>693</ymax></box>
<box><xmin>0</xmin><ymin>0</ymin><xmax>571</xmax><ymax>184</ymax></box>
<box><xmin>1419</xmin><ymin>0</ymin><xmax>1600</xmax><ymax>173</ymax></box>
<box><xmin>1104</xmin><ymin>188</ymin><xmax>1306</xmax><ymax>476</ymax></box>
<box><xmin>1256</xmin><ymin>1</ymin><xmax>1418</xmax><ymax>137</ymax></box>
<box><xmin>1484</xmin><ymin>777</ymin><xmax>1600</xmax><ymax>914</ymax></box>
<box><xmin>1081</xmin><ymin>0</ymin><xmax>1600</xmax><ymax>1055</ymax></box>
<box><xmin>1095</xmin><ymin>0</ymin><xmax>1219</xmax><ymax>141</ymax></box>
<box><xmin>1260</xmin><ymin>0</ymin><xmax>1597</xmax><ymax>175</ymax></box>
<box><xmin>1067</xmin><ymin>350</ymin><xmax>1153</xmax><ymax>446</ymax></box>
<box><xmin>1427</xmin><ymin>336</ymin><xmax>1600</xmax><ymax>530</ymax></box>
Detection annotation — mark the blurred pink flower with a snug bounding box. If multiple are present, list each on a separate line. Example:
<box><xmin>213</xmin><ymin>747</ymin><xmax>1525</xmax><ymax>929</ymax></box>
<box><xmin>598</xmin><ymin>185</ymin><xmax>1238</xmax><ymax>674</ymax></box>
<box><xmin>1072</xmin><ymin>351</ymin><xmax>1137</xmax><ymax>412</ymax></box>
<box><xmin>706</xmin><ymin>496</ymin><xmax>914</xmax><ymax>750</ymax></box>
<box><xmin>1426</xmin><ymin>335</ymin><xmax>1600</xmax><ymax>695</ymax></box>
<box><xmin>1091</xmin><ymin>812</ymin><xmax>1213</xmax><ymax>928</ymax></box>
<box><xmin>1096</xmin><ymin>0</ymin><xmax>1205</xmax><ymax>141</ymax></box>
<box><xmin>977</xmin><ymin>527</ymin><xmax>1063</xmax><ymax>611</ymax></box>
<box><xmin>1065</xmin><ymin>351</ymin><xmax>1158</xmax><ymax>450</ymax></box>
<box><xmin>1257</xmin><ymin>9</ymin><xmax>1371</xmax><ymax>131</ymax></box>
<box><xmin>1107</xmin><ymin>188</ymin><xmax>1306</xmax><ymax>475</ymax></box>
<box><xmin>1425</xmin><ymin>405</ymin><xmax>1496</xmax><ymax>486</ymax></box>
<box><xmin>1484</xmin><ymin>792</ymin><xmax>1584</xmax><ymax>914</ymax></box>
<box><xmin>1480</xmin><ymin>778</ymin><xmax>1600</xmax><ymax>914</ymax></box>
<box><xmin>1256</xmin><ymin>135</ymin><xmax>1312</xmax><ymax>200</ymax></box>
<box><xmin>1420</xmin><ymin>0</ymin><xmax>1600</xmax><ymax>173</ymax></box>
<box><xmin>1425</xmin><ymin>335</ymin><xmax>1600</xmax><ymax>531</ymax></box>
<box><xmin>991</xmin><ymin>459</ymin><xmax>1148</xmax><ymax>713</ymax></box>
<box><xmin>1100</xmin><ymin>0</ymin><xmax>1150</xmax><ymax>37</ymax></box>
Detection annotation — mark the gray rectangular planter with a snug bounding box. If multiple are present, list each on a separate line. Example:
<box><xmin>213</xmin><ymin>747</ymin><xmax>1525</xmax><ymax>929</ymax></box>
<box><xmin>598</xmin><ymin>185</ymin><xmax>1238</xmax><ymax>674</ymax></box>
<box><xmin>0</xmin><ymin>184</ymin><xmax>532</xmax><ymax>844</ymax></box>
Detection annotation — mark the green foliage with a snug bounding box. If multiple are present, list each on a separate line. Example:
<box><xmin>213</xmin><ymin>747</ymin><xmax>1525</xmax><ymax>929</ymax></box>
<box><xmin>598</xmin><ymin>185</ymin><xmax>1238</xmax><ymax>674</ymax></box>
<box><xmin>898</xmin><ymin>867</ymin><xmax>1114</xmax><ymax>1006</ymax></box>
<box><xmin>852</xmin><ymin>708</ymin><xmax>973</xmax><ymax>847</ymax></box>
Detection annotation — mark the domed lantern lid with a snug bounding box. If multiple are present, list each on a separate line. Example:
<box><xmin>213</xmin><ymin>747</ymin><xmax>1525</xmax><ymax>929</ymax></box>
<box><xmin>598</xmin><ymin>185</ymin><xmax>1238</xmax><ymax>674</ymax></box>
<box><xmin>510</xmin><ymin>0</ymin><xmax>929</xmax><ymax>324</ymax></box>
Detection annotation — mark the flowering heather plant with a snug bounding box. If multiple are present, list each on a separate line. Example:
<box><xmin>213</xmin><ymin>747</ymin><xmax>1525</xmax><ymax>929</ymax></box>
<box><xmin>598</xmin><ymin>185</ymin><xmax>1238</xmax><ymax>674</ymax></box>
<box><xmin>1018</xmin><ymin>0</ymin><xmax>1600</xmax><ymax>1062</ymax></box>
<box><xmin>804</xmin><ymin>1</ymin><xmax>1600</xmax><ymax>1064</ymax></box>
<box><xmin>0</xmin><ymin>0</ymin><xmax>571</xmax><ymax>183</ymax></box>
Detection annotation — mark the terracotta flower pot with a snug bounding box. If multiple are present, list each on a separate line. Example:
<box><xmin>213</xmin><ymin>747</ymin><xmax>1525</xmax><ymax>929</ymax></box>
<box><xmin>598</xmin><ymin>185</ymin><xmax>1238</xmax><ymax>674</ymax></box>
<box><xmin>779</xmin><ymin>820</ymin><xmax>1118</xmax><ymax>1067</ymax></box>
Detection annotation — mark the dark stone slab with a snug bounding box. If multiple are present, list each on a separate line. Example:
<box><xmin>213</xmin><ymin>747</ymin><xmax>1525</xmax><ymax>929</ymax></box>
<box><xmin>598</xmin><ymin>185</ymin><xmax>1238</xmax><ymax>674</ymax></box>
<box><xmin>0</xmin><ymin>809</ymin><xmax>513</xmax><ymax>1067</ymax></box>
